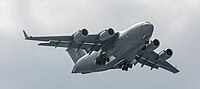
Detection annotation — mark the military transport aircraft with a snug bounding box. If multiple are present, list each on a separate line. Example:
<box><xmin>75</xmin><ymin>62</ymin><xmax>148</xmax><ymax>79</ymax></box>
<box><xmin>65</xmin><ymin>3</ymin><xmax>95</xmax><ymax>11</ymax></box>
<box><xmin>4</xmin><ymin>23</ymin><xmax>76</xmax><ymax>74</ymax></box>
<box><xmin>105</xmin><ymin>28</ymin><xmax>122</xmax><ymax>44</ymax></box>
<box><xmin>23</xmin><ymin>21</ymin><xmax>179</xmax><ymax>74</ymax></box>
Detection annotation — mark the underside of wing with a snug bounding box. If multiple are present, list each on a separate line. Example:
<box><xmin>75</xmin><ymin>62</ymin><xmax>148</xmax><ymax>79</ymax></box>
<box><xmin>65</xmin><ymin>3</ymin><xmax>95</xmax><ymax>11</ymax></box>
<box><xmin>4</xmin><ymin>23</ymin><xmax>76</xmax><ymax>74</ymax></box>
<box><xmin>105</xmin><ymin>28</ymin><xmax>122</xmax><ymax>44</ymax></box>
<box><xmin>137</xmin><ymin>57</ymin><xmax>159</xmax><ymax>69</ymax></box>
<box><xmin>38</xmin><ymin>41</ymin><xmax>102</xmax><ymax>52</ymax></box>
<box><xmin>23</xmin><ymin>28</ymin><xmax>117</xmax><ymax>43</ymax></box>
<box><xmin>25</xmin><ymin>34</ymin><xmax>100</xmax><ymax>43</ymax></box>
<box><xmin>26</xmin><ymin>36</ymin><xmax>73</xmax><ymax>42</ymax></box>
<box><xmin>157</xmin><ymin>61</ymin><xmax>179</xmax><ymax>74</ymax></box>
<box><xmin>136</xmin><ymin>50</ymin><xmax>179</xmax><ymax>74</ymax></box>
<box><xmin>23</xmin><ymin>29</ymin><xmax>119</xmax><ymax>53</ymax></box>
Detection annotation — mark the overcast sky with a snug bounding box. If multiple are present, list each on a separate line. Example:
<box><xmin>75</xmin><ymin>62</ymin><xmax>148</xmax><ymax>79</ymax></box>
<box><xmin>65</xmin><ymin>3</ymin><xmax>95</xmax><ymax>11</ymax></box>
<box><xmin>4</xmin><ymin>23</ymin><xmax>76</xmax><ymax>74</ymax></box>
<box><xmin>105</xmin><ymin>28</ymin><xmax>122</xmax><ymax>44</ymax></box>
<box><xmin>0</xmin><ymin>0</ymin><xmax>200</xmax><ymax>89</ymax></box>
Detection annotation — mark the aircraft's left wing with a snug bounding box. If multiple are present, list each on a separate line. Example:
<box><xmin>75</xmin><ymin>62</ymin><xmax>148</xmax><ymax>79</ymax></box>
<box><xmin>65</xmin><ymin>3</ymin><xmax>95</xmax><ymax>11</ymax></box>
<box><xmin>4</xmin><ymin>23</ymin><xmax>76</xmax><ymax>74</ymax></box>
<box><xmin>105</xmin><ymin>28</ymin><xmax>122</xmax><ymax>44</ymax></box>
<box><xmin>136</xmin><ymin>57</ymin><xmax>179</xmax><ymax>73</ymax></box>
<box><xmin>157</xmin><ymin>60</ymin><xmax>179</xmax><ymax>74</ymax></box>
<box><xmin>136</xmin><ymin>51</ymin><xmax>179</xmax><ymax>74</ymax></box>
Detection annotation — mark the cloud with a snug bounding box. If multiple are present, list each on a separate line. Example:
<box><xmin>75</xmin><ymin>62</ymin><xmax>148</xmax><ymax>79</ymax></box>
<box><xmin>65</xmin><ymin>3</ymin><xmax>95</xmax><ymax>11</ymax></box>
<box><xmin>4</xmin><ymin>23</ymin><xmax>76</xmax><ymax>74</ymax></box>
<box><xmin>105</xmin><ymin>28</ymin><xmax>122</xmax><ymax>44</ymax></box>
<box><xmin>0</xmin><ymin>0</ymin><xmax>200</xmax><ymax>89</ymax></box>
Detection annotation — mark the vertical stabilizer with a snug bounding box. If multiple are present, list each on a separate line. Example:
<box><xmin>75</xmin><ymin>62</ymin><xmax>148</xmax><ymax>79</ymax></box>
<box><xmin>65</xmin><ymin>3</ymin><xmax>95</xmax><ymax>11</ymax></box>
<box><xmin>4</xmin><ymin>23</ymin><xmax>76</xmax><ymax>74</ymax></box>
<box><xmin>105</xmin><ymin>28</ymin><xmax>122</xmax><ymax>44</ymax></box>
<box><xmin>67</xmin><ymin>48</ymin><xmax>87</xmax><ymax>63</ymax></box>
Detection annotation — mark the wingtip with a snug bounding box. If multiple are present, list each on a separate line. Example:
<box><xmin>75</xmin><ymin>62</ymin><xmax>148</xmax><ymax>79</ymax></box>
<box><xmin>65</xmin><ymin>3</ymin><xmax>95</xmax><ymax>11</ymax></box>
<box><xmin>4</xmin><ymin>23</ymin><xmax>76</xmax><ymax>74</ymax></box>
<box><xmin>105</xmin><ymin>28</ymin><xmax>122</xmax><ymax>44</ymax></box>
<box><xmin>23</xmin><ymin>30</ymin><xmax>29</xmax><ymax>39</ymax></box>
<box><xmin>177</xmin><ymin>70</ymin><xmax>180</xmax><ymax>73</ymax></box>
<box><xmin>174</xmin><ymin>70</ymin><xmax>180</xmax><ymax>74</ymax></box>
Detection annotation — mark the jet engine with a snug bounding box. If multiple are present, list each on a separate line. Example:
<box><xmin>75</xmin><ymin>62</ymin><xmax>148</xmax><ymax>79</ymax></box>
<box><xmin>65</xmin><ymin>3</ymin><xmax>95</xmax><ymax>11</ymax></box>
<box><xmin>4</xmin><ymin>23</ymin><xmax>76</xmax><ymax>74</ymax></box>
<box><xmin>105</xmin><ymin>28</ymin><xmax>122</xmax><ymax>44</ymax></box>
<box><xmin>98</xmin><ymin>28</ymin><xmax>115</xmax><ymax>41</ymax></box>
<box><xmin>159</xmin><ymin>49</ymin><xmax>173</xmax><ymax>61</ymax></box>
<box><xmin>73</xmin><ymin>29</ymin><xmax>88</xmax><ymax>42</ymax></box>
<box><xmin>145</xmin><ymin>39</ymin><xmax>160</xmax><ymax>52</ymax></box>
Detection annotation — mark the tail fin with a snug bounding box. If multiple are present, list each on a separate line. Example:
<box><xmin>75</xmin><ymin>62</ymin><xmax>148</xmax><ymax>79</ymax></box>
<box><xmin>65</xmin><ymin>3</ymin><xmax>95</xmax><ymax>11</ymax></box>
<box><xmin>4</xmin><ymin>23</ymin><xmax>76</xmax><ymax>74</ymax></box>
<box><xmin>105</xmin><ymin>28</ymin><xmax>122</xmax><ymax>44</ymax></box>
<box><xmin>67</xmin><ymin>48</ymin><xmax>87</xmax><ymax>63</ymax></box>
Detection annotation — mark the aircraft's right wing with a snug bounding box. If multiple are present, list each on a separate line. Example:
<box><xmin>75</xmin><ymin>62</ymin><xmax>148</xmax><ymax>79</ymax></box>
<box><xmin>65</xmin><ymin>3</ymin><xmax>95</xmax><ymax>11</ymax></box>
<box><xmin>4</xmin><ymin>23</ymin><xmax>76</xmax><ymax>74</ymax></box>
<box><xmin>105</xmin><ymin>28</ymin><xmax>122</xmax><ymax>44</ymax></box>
<box><xmin>23</xmin><ymin>29</ymin><xmax>119</xmax><ymax>53</ymax></box>
<box><xmin>38</xmin><ymin>40</ymin><xmax>102</xmax><ymax>51</ymax></box>
<box><xmin>23</xmin><ymin>30</ymin><xmax>99</xmax><ymax>43</ymax></box>
<box><xmin>23</xmin><ymin>30</ymin><xmax>102</xmax><ymax>51</ymax></box>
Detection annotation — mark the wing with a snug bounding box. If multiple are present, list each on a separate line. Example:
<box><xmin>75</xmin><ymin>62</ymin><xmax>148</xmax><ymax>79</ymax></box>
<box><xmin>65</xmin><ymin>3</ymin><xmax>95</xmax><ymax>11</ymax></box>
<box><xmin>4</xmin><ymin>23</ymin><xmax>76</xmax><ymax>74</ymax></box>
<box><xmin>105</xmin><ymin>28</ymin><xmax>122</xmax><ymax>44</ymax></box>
<box><xmin>38</xmin><ymin>41</ymin><xmax>102</xmax><ymax>51</ymax></box>
<box><xmin>157</xmin><ymin>61</ymin><xmax>180</xmax><ymax>74</ymax></box>
<box><xmin>23</xmin><ymin>30</ymin><xmax>119</xmax><ymax>52</ymax></box>
<box><xmin>23</xmin><ymin>30</ymin><xmax>99</xmax><ymax>43</ymax></box>
<box><xmin>136</xmin><ymin>51</ymin><xmax>179</xmax><ymax>74</ymax></box>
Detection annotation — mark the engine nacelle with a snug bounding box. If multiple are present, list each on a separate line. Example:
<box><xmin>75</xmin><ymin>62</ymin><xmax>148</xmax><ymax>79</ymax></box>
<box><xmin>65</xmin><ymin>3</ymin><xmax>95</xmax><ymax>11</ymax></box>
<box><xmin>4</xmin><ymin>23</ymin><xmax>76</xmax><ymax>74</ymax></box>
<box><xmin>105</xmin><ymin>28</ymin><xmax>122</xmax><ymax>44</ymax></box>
<box><xmin>73</xmin><ymin>29</ymin><xmax>88</xmax><ymax>42</ymax></box>
<box><xmin>98</xmin><ymin>28</ymin><xmax>115</xmax><ymax>41</ymax></box>
<box><xmin>159</xmin><ymin>49</ymin><xmax>173</xmax><ymax>61</ymax></box>
<box><xmin>145</xmin><ymin>39</ymin><xmax>160</xmax><ymax>52</ymax></box>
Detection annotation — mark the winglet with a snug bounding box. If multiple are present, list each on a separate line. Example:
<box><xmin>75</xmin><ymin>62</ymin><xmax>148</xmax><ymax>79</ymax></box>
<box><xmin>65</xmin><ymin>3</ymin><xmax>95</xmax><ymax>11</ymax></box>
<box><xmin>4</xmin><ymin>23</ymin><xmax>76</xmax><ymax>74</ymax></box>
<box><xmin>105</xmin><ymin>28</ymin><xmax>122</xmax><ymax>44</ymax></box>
<box><xmin>23</xmin><ymin>30</ymin><xmax>30</xmax><ymax>40</ymax></box>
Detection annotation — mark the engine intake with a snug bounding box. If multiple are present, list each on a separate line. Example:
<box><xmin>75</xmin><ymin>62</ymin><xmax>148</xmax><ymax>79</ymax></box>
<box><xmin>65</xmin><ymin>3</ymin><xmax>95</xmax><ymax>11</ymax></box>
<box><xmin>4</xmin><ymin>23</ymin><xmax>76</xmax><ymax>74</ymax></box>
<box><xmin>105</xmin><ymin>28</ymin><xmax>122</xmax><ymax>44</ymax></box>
<box><xmin>107</xmin><ymin>28</ymin><xmax>115</xmax><ymax>35</ymax></box>
<box><xmin>145</xmin><ymin>39</ymin><xmax>160</xmax><ymax>52</ymax></box>
<box><xmin>159</xmin><ymin>49</ymin><xmax>173</xmax><ymax>61</ymax></box>
<box><xmin>98</xmin><ymin>28</ymin><xmax>115</xmax><ymax>41</ymax></box>
<box><xmin>73</xmin><ymin>29</ymin><xmax>88</xmax><ymax>42</ymax></box>
<box><xmin>81</xmin><ymin>29</ymin><xmax>88</xmax><ymax>36</ymax></box>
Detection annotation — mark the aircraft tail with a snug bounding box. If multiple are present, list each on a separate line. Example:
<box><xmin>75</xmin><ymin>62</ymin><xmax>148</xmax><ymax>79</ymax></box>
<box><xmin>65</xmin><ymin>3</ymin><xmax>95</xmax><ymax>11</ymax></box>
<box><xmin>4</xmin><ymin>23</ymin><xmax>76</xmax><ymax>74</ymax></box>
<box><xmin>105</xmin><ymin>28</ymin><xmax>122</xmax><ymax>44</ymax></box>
<box><xmin>67</xmin><ymin>48</ymin><xmax>87</xmax><ymax>63</ymax></box>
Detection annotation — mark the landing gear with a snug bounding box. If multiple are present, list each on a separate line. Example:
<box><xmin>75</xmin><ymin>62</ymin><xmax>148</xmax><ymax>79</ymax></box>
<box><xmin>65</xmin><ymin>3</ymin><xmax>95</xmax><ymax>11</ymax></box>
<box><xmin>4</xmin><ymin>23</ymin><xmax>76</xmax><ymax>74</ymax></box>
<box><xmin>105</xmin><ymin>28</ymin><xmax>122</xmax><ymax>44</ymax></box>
<box><xmin>142</xmin><ymin>38</ymin><xmax>150</xmax><ymax>50</ymax></box>
<box><xmin>141</xmin><ymin>46</ymin><xmax>146</xmax><ymax>50</ymax></box>
<box><xmin>106</xmin><ymin>58</ymin><xmax>110</xmax><ymax>62</ymax></box>
<box><xmin>145</xmin><ymin>40</ymin><xmax>149</xmax><ymax>44</ymax></box>
<box><xmin>95</xmin><ymin>58</ymin><xmax>107</xmax><ymax>65</ymax></box>
<box><xmin>122</xmin><ymin>66</ymin><xmax>128</xmax><ymax>71</ymax></box>
<box><xmin>128</xmin><ymin>64</ymin><xmax>132</xmax><ymax>68</ymax></box>
<box><xmin>103</xmin><ymin>60</ymin><xmax>106</xmax><ymax>65</ymax></box>
<box><xmin>95</xmin><ymin>54</ymin><xmax>110</xmax><ymax>65</ymax></box>
<box><xmin>121</xmin><ymin>62</ymin><xmax>133</xmax><ymax>71</ymax></box>
<box><xmin>95</xmin><ymin>58</ymin><xmax>102</xmax><ymax>65</ymax></box>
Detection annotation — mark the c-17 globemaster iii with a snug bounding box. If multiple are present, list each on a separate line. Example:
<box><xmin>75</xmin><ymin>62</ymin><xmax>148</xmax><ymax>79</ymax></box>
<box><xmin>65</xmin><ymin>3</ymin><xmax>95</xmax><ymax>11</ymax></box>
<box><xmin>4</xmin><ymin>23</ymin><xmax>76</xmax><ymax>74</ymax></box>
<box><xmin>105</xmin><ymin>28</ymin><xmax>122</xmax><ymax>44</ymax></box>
<box><xmin>23</xmin><ymin>21</ymin><xmax>179</xmax><ymax>74</ymax></box>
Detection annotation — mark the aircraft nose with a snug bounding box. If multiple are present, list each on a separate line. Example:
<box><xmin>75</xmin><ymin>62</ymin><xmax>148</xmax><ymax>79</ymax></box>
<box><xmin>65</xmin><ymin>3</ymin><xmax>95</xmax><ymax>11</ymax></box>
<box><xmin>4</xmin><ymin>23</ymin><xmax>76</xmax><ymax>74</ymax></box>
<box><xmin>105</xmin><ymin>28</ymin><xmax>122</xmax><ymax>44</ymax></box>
<box><xmin>141</xmin><ymin>21</ymin><xmax>154</xmax><ymax>32</ymax></box>
<box><xmin>140</xmin><ymin>21</ymin><xmax>154</xmax><ymax>37</ymax></box>
<box><xmin>142</xmin><ymin>21</ymin><xmax>153</xmax><ymax>29</ymax></box>
<box><xmin>144</xmin><ymin>21</ymin><xmax>151</xmax><ymax>24</ymax></box>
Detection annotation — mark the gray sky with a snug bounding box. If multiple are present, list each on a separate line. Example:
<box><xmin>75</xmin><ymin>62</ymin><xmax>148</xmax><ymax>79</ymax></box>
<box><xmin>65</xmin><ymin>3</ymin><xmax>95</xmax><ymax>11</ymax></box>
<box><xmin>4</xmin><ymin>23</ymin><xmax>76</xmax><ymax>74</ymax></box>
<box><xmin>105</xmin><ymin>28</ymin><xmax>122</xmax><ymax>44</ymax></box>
<box><xmin>0</xmin><ymin>0</ymin><xmax>200</xmax><ymax>89</ymax></box>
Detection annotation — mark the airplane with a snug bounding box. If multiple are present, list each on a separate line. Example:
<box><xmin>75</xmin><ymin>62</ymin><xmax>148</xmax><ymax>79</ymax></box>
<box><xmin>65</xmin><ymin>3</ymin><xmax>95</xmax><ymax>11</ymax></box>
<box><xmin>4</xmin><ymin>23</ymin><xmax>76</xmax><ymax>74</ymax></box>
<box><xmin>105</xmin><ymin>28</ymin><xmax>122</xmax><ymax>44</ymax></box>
<box><xmin>23</xmin><ymin>21</ymin><xmax>179</xmax><ymax>74</ymax></box>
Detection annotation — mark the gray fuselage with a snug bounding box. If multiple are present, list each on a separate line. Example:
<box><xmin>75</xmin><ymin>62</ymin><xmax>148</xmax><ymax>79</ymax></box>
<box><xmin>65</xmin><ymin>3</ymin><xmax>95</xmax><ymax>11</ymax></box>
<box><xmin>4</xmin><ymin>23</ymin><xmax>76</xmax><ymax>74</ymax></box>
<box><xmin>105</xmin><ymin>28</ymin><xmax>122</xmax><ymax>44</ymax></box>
<box><xmin>72</xmin><ymin>21</ymin><xmax>154</xmax><ymax>74</ymax></box>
